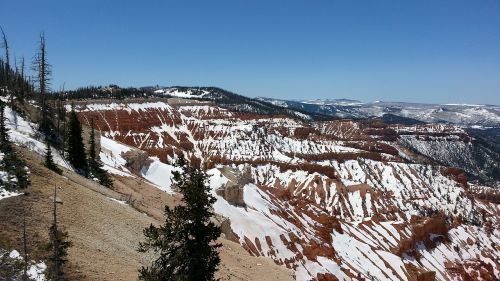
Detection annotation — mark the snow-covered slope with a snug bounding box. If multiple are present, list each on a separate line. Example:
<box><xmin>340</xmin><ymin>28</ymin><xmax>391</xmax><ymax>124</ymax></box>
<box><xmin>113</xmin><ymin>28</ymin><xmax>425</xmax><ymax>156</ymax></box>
<box><xmin>151</xmin><ymin>87</ymin><xmax>322</xmax><ymax>120</ymax></box>
<box><xmin>0</xmin><ymin>105</ymin><xmax>69</xmax><ymax>199</ymax></box>
<box><xmin>3</xmin><ymin>106</ymin><xmax>69</xmax><ymax>169</ymax></box>
<box><xmin>71</xmin><ymin>98</ymin><xmax>499</xmax><ymax>281</ymax></box>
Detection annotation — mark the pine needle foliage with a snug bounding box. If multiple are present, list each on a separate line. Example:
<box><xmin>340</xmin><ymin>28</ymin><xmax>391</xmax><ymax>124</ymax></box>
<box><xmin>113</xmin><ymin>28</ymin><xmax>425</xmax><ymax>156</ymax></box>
<box><xmin>88</xmin><ymin>118</ymin><xmax>112</xmax><ymax>187</ymax></box>
<box><xmin>46</xmin><ymin>186</ymin><xmax>72</xmax><ymax>281</ymax></box>
<box><xmin>0</xmin><ymin>101</ymin><xmax>29</xmax><ymax>190</ymax></box>
<box><xmin>65</xmin><ymin>108</ymin><xmax>87</xmax><ymax>175</ymax></box>
<box><xmin>138</xmin><ymin>157</ymin><xmax>221</xmax><ymax>281</ymax></box>
<box><xmin>45</xmin><ymin>141</ymin><xmax>61</xmax><ymax>174</ymax></box>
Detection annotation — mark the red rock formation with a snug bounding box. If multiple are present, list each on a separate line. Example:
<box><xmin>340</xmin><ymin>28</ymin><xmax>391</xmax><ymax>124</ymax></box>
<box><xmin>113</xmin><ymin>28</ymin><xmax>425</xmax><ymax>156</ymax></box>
<box><xmin>416</xmin><ymin>271</ymin><xmax>436</xmax><ymax>281</ymax></box>
<box><xmin>394</xmin><ymin>216</ymin><xmax>448</xmax><ymax>256</ymax></box>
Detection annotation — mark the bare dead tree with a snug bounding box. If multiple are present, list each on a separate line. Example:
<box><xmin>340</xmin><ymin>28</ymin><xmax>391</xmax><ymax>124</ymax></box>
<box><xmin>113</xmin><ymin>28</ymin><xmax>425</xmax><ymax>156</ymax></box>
<box><xmin>18</xmin><ymin>56</ymin><xmax>26</xmax><ymax>104</ymax></box>
<box><xmin>32</xmin><ymin>32</ymin><xmax>52</xmax><ymax>137</ymax></box>
<box><xmin>1</xmin><ymin>26</ymin><xmax>10</xmax><ymax>68</ymax></box>
<box><xmin>52</xmin><ymin>185</ymin><xmax>59</xmax><ymax>278</ymax></box>
<box><xmin>1</xmin><ymin>26</ymin><xmax>11</xmax><ymax>98</ymax></box>
<box><xmin>22</xmin><ymin>210</ymin><xmax>28</xmax><ymax>281</ymax></box>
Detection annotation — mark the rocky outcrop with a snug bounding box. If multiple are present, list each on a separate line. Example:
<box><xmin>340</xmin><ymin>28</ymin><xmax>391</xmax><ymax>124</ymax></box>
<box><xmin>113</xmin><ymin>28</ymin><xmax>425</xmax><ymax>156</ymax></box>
<box><xmin>219</xmin><ymin>218</ymin><xmax>240</xmax><ymax>243</ymax></box>
<box><xmin>216</xmin><ymin>182</ymin><xmax>245</xmax><ymax>207</ymax></box>
<box><xmin>416</xmin><ymin>271</ymin><xmax>436</xmax><ymax>281</ymax></box>
<box><xmin>394</xmin><ymin>216</ymin><xmax>448</xmax><ymax>256</ymax></box>
<box><xmin>121</xmin><ymin>150</ymin><xmax>153</xmax><ymax>176</ymax></box>
<box><xmin>216</xmin><ymin>167</ymin><xmax>252</xmax><ymax>207</ymax></box>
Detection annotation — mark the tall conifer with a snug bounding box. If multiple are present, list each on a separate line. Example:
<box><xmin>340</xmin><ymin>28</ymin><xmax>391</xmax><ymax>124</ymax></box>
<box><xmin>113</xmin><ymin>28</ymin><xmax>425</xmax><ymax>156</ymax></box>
<box><xmin>46</xmin><ymin>185</ymin><xmax>71</xmax><ymax>281</ymax></box>
<box><xmin>45</xmin><ymin>141</ymin><xmax>61</xmax><ymax>174</ymax></box>
<box><xmin>65</xmin><ymin>108</ymin><xmax>87</xmax><ymax>174</ymax></box>
<box><xmin>0</xmin><ymin>102</ymin><xmax>29</xmax><ymax>189</ymax></box>
<box><xmin>88</xmin><ymin>118</ymin><xmax>112</xmax><ymax>187</ymax></box>
<box><xmin>138</xmin><ymin>157</ymin><xmax>221</xmax><ymax>281</ymax></box>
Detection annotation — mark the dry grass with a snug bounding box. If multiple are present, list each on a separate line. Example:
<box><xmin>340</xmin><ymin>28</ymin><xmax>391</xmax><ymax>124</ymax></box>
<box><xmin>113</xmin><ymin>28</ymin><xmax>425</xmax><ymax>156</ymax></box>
<box><xmin>0</xmin><ymin>147</ymin><xmax>294</xmax><ymax>281</ymax></box>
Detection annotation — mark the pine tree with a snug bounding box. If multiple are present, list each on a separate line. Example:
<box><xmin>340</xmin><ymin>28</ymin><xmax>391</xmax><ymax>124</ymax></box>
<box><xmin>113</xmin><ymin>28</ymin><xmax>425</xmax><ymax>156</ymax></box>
<box><xmin>88</xmin><ymin>119</ymin><xmax>97</xmax><ymax>165</ymax></box>
<box><xmin>138</xmin><ymin>157</ymin><xmax>221</xmax><ymax>281</ymax></box>
<box><xmin>65</xmin><ymin>108</ymin><xmax>88</xmax><ymax>175</ymax></box>
<box><xmin>88</xmin><ymin>118</ymin><xmax>112</xmax><ymax>187</ymax></box>
<box><xmin>45</xmin><ymin>141</ymin><xmax>61</xmax><ymax>174</ymax></box>
<box><xmin>46</xmin><ymin>185</ymin><xmax>71</xmax><ymax>281</ymax></box>
<box><xmin>0</xmin><ymin>101</ymin><xmax>11</xmax><ymax>153</ymax></box>
<box><xmin>0</xmin><ymin>102</ymin><xmax>29</xmax><ymax>189</ymax></box>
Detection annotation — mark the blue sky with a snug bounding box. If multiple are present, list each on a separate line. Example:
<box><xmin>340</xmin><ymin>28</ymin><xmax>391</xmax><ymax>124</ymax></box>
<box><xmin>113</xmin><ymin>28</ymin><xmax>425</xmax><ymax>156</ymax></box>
<box><xmin>1</xmin><ymin>0</ymin><xmax>499</xmax><ymax>104</ymax></box>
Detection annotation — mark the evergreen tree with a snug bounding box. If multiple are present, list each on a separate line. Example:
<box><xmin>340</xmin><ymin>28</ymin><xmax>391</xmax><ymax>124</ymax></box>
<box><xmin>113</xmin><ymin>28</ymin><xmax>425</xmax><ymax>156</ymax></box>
<box><xmin>0</xmin><ymin>102</ymin><xmax>29</xmax><ymax>189</ymax></box>
<box><xmin>65</xmin><ymin>108</ymin><xmax>87</xmax><ymax>174</ymax></box>
<box><xmin>88</xmin><ymin>118</ymin><xmax>112</xmax><ymax>187</ymax></box>
<box><xmin>46</xmin><ymin>185</ymin><xmax>71</xmax><ymax>281</ymax></box>
<box><xmin>0</xmin><ymin>101</ymin><xmax>11</xmax><ymax>153</ymax></box>
<box><xmin>45</xmin><ymin>141</ymin><xmax>61</xmax><ymax>174</ymax></box>
<box><xmin>138</xmin><ymin>157</ymin><xmax>221</xmax><ymax>281</ymax></box>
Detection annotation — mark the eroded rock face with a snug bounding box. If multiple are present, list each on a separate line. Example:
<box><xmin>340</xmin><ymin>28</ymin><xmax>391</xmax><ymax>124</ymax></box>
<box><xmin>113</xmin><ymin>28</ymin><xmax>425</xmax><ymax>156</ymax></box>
<box><xmin>216</xmin><ymin>183</ymin><xmax>245</xmax><ymax>207</ymax></box>
<box><xmin>121</xmin><ymin>150</ymin><xmax>152</xmax><ymax>176</ymax></box>
<box><xmin>219</xmin><ymin>218</ymin><xmax>240</xmax><ymax>242</ymax></box>
<box><xmin>71</xmin><ymin>99</ymin><xmax>500</xmax><ymax>281</ymax></box>
<box><xmin>395</xmin><ymin>216</ymin><xmax>448</xmax><ymax>256</ymax></box>
<box><xmin>416</xmin><ymin>271</ymin><xmax>436</xmax><ymax>281</ymax></box>
<box><xmin>215</xmin><ymin>167</ymin><xmax>253</xmax><ymax>207</ymax></box>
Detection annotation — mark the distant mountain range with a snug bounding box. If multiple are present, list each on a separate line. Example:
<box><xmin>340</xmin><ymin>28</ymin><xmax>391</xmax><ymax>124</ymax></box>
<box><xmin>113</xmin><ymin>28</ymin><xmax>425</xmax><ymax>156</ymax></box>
<box><xmin>257</xmin><ymin>97</ymin><xmax>500</xmax><ymax>127</ymax></box>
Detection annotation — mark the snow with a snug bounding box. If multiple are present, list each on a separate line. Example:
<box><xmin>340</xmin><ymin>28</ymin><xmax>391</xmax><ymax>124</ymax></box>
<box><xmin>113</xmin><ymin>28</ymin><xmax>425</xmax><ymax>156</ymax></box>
<box><xmin>107</xmin><ymin>197</ymin><xmax>128</xmax><ymax>205</ymax></box>
<box><xmin>140</xmin><ymin>157</ymin><xmax>177</xmax><ymax>193</ymax></box>
<box><xmin>0</xmin><ymin>187</ymin><xmax>22</xmax><ymax>201</ymax></box>
<box><xmin>331</xmin><ymin>230</ymin><xmax>402</xmax><ymax>281</ymax></box>
<box><xmin>376</xmin><ymin>250</ymin><xmax>408</xmax><ymax>280</ymax></box>
<box><xmin>4</xmin><ymin>107</ymin><xmax>70</xmax><ymax>169</ymax></box>
<box><xmin>0</xmin><ymin>151</ymin><xmax>23</xmax><ymax>199</ymax></box>
<box><xmin>28</xmin><ymin>262</ymin><xmax>47</xmax><ymax>281</ymax></box>
<box><xmin>99</xmin><ymin>136</ymin><xmax>133</xmax><ymax>176</ymax></box>
<box><xmin>5</xmin><ymin>250</ymin><xmax>46</xmax><ymax>281</ymax></box>
<box><xmin>154</xmin><ymin>88</ymin><xmax>209</xmax><ymax>99</ymax></box>
<box><xmin>9</xmin><ymin>249</ymin><xmax>21</xmax><ymax>259</ymax></box>
<box><xmin>99</xmin><ymin>136</ymin><xmax>180</xmax><ymax>193</ymax></box>
<box><xmin>264</xmin><ymin>98</ymin><xmax>500</xmax><ymax>126</ymax></box>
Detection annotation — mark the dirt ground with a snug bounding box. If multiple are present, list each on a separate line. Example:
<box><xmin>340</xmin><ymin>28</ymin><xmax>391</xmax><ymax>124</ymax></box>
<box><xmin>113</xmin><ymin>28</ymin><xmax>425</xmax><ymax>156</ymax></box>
<box><xmin>0</xmin><ymin>148</ymin><xmax>294</xmax><ymax>281</ymax></box>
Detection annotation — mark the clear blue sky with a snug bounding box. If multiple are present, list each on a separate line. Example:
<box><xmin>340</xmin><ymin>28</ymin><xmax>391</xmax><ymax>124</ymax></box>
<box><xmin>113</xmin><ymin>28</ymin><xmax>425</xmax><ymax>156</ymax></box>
<box><xmin>1</xmin><ymin>0</ymin><xmax>499</xmax><ymax>104</ymax></box>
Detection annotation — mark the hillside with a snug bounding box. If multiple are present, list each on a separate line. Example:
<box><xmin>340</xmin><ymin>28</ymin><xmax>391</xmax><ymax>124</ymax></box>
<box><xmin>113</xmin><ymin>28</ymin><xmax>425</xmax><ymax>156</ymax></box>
<box><xmin>0</xmin><ymin>103</ymin><xmax>294</xmax><ymax>281</ymax></box>
<box><xmin>65</xmin><ymin>95</ymin><xmax>499</xmax><ymax>281</ymax></box>
<box><xmin>0</xmin><ymin>147</ymin><xmax>294</xmax><ymax>281</ymax></box>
